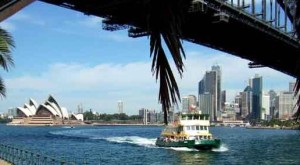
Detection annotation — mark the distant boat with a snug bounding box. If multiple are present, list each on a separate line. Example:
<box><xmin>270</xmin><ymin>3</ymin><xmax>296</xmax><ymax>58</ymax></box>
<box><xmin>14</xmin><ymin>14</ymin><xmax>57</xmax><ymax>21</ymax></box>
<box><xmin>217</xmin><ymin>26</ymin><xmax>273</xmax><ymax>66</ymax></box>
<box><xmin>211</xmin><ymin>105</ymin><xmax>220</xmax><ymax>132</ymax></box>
<box><xmin>62</xmin><ymin>126</ymin><xmax>75</xmax><ymax>129</ymax></box>
<box><xmin>155</xmin><ymin>112</ymin><xmax>221</xmax><ymax>150</ymax></box>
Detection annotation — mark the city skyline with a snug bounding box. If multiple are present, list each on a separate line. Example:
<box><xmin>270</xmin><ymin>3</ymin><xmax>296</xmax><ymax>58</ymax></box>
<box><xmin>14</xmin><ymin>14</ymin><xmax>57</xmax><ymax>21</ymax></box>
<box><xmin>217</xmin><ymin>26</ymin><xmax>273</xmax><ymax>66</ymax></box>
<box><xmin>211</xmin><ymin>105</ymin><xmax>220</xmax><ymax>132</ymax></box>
<box><xmin>0</xmin><ymin>1</ymin><xmax>295</xmax><ymax>115</ymax></box>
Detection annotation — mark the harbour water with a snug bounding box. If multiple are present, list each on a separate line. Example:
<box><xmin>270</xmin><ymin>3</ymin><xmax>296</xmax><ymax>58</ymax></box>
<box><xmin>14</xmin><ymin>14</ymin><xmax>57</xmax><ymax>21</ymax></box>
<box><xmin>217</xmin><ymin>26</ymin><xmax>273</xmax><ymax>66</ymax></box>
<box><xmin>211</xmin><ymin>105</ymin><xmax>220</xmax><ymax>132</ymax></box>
<box><xmin>0</xmin><ymin>125</ymin><xmax>300</xmax><ymax>164</ymax></box>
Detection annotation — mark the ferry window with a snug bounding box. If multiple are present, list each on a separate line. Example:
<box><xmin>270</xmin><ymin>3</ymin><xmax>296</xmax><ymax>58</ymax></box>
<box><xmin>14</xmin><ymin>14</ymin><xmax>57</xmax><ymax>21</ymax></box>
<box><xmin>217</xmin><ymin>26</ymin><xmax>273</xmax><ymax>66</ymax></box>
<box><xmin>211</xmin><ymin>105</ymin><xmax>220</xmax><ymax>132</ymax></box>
<box><xmin>196</xmin><ymin>126</ymin><xmax>200</xmax><ymax>130</ymax></box>
<box><xmin>188</xmin><ymin>115</ymin><xmax>192</xmax><ymax>120</ymax></box>
<box><xmin>204</xmin><ymin>126</ymin><xmax>207</xmax><ymax>130</ymax></box>
<box><xmin>186</xmin><ymin>126</ymin><xmax>190</xmax><ymax>130</ymax></box>
<box><xmin>192</xmin><ymin>126</ymin><xmax>196</xmax><ymax>130</ymax></box>
<box><xmin>200</xmin><ymin>115</ymin><xmax>204</xmax><ymax>120</ymax></box>
<box><xmin>200</xmin><ymin>126</ymin><xmax>204</xmax><ymax>130</ymax></box>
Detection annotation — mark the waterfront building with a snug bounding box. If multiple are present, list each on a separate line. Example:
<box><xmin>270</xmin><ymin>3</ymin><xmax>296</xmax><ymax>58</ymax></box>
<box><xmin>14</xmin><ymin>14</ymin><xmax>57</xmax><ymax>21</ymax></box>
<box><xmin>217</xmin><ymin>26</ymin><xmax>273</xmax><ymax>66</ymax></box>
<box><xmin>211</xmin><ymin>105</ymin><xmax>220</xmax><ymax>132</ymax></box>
<box><xmin>16</xmin><ymin>95</ymin><xmax>69</xmax><ymax>119</ymax></box>
<box><xmin>9</xmin><ymin>95</ymin><xmax>82</xmax><ymax>126</ymax></box>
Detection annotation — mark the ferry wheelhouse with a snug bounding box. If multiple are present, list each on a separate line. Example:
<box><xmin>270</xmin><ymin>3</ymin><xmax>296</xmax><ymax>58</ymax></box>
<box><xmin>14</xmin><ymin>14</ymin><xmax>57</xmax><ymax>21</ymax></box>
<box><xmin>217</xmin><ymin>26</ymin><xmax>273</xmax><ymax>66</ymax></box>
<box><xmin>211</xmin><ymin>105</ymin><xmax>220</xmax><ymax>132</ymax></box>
<box><xmin>155</xmin><ymin>113</ymin><xmax>221</xmax><ymax>150</ymax></box>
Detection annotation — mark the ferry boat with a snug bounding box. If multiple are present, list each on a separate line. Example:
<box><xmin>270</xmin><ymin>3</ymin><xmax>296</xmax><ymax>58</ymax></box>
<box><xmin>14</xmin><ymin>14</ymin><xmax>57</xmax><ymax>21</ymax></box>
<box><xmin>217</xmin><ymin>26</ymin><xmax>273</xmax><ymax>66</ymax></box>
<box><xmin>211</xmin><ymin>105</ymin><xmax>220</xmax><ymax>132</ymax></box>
<box><xmin>155</xmin><ymin>112</ymin><xmax>221</xmax><ymax>150</ymax></box>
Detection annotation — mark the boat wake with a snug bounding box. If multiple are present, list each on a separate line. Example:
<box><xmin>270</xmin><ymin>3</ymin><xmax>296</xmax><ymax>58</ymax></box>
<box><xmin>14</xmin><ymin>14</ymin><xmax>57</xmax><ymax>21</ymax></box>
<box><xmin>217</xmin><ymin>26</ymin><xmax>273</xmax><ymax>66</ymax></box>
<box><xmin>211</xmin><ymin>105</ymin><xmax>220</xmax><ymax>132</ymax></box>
<box><xmin>168</xmin><ymin>147</ymin><xmax>198</xmax><ymax>152</ymax></box>
<box><xmin>212</xmin><ymin>144</ymin><xmax>229</xmax><ymax>152</ymax></box>
<box><xmin>105</xmin><ymin>136</ymin><xmax>157</xmax><ymax>148</ymax></box>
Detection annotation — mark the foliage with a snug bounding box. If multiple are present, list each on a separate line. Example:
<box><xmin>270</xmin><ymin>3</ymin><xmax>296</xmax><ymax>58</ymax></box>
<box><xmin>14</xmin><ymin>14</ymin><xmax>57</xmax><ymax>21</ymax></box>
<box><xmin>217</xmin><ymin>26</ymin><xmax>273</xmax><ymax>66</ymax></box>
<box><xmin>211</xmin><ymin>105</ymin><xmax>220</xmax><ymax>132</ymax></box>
<box><xmin>83</xmin><ymin>111</ymin><xmax>142</xmax><ymax>122</ymax></box>
<box><xmin>261</xmin><ymin>119</ymin><xmax>300</xmax><ymax>128</ymax></box>
<box><xmin>0</xmin><ymin>27</ymin><xmax>15</xmax><ymax>98</ymax></box>
<box><xmin>0</xmin><ymin>117</ymin><xmax>12</xmax><ymax>124</ymax></box>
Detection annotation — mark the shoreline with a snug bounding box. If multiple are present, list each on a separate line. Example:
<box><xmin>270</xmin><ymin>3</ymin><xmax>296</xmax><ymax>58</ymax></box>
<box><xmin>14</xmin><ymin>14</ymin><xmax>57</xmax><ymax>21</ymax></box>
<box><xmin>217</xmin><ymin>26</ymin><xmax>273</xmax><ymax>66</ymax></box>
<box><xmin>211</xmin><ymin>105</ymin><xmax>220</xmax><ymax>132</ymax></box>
<box><xmin>4</xmin><ymin>123</ymin><xmax>164</xmax><ymax>127</ymax></box>
<box><xmin>246</xmin><ymin>126</ymin><xmax>300</xmax><ymax>130</ymax></box>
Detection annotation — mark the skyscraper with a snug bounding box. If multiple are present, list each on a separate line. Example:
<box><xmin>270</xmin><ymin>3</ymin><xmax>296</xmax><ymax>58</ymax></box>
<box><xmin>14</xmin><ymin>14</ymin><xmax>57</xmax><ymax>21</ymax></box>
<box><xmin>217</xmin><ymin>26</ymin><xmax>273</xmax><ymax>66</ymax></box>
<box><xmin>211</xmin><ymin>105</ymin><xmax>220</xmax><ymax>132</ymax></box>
<box><xmin>198</xmin><ymin>65</ymin><xmax>222</xmax><ymax>121</ymax></box>
<box><xmin>118</xmin><ymin>100</ymin><xmax>123</xmax><ymax>114</ymax></box>
<box><xmin>262</xmin><ymin>92</ymin><xmax>270</xmax><ymax>120</ymax></box>
<box><xmin>251</xmin><ymin>74</ymin><xmax>262</xmax><ymax>120</ymax></box>
<box><xmin>212</xmin><ymin>65</ymin><xmax>221</xmax><ymax>112</ymax></box>
<box><xmin>278</xmin><ymin>91</ymin><xmax>295</xmax><ymax>119</ymax></box>
<box><xmin>199</xmin><ymin>92</ymin><xmax>214</xmax><ymax>120</ymax></box>
<box><xmin>221</xmin><ymin>90</ymin><xmax>226</xmax><ymax>111</ymax></box>
<box><xmin>182</xmin><ymin>96</ymin><xmax>189</xmax><ymax>112</ymax></box>
<box><xmin>242</xmin><ymin>85</ymin><xmax>253</xmax><ymax>119</ymax></box>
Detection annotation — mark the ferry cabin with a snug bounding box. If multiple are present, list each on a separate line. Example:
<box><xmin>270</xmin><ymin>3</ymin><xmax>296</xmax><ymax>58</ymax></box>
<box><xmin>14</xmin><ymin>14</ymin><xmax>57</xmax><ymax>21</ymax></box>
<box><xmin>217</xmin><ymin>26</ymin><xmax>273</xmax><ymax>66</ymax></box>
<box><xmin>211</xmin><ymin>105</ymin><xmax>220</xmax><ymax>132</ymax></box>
<box><xmin>161</xmin><ymin>113</ymin><xmax>213</xmax><ymax>141</ymax></box>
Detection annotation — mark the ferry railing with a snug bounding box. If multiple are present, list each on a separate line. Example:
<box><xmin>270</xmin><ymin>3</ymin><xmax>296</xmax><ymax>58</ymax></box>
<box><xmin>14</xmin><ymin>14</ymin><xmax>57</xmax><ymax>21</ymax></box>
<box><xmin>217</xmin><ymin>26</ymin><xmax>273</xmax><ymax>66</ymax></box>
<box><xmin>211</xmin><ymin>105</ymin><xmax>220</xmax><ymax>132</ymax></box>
<box><xmin>0</xmin><ymin>143</ymin><xmax>89</xmax><ymax>165</ymax></box>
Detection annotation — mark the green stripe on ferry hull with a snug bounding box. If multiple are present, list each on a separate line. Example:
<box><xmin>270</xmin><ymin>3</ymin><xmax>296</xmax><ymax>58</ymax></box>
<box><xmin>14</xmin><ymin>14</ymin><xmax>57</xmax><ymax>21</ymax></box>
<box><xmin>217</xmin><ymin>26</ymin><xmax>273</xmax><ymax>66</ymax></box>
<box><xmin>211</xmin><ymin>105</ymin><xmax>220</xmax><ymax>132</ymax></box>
<box><xmin>155</xmin><ymin>139</ymin><xmax>221</xmax><ymax>150</ymax></box>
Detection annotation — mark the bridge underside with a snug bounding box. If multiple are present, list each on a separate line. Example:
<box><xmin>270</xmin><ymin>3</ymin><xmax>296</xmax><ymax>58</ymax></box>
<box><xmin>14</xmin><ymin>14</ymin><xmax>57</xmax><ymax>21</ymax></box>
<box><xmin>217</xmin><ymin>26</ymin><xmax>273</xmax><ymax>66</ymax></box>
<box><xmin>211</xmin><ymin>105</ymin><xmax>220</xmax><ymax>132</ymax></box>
<box><xmin>22</xmin><ymin>0</ymin><xmax>300</xmax><ymax>78</ymax></box>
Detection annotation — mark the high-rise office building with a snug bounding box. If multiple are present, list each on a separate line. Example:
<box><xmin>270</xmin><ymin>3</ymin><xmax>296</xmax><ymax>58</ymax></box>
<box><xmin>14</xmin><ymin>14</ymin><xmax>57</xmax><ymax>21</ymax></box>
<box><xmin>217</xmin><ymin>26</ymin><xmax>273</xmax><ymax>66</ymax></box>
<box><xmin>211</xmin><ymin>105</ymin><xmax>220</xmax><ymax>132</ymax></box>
<box><xmin>269</xmin><ymin>90</ymin><xmax>277</xmax><ymax>117</ymax></box>
<box><xmin>243</xmin><ymin>85</ymin><xmax>253</xmax><ymax>118</ymax></box>
<box><xmin>198</xmin><ymin>65</ymin><xmax>221</xmax><ymax>121</ymax></box>
<box><xmin>278</xmin><ymin>91</ymin><xmax>295</xmax><ymax>119</ymax></box>
<box><xmin>182</xmin><ymin>96</ymin><xmax>189</xmax><ymax>112</ymax></box>
<box><xmin>221</xmin><ymin>90</ymin><xmax>226</xmax><ymax>111</ymax></box>
<box><xmin>251</xmin><ymin>74</ymin><xmax>262</xmax><ymax>120</ymax></box>
<box><xmin>118</xmin><ymin>100</ymin><xmax>123</xmax><ymax>114</ymax></box>
<box><xmin>262</xmin><ymin>92</ymin><xmax>270</xmax><ymax>120</ymax></box>
<box><xmin>199</xmin><ymin>93</ymin><xmax>214</xmax><ymax>120</ymax></box>
<box><xmin>212</xmin><ymin>65</ymin><xmax>221</xmax><ymax>112</ymax></box>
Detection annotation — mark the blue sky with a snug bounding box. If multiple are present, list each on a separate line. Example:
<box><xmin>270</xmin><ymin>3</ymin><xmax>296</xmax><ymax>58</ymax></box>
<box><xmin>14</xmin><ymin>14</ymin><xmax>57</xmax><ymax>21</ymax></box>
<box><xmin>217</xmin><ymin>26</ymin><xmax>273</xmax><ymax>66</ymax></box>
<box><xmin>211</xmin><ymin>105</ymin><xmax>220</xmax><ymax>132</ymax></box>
<box><xmin>0</xmin><ymin>1</ymin><xmax>295</xmax><ymax>115</ymax></box>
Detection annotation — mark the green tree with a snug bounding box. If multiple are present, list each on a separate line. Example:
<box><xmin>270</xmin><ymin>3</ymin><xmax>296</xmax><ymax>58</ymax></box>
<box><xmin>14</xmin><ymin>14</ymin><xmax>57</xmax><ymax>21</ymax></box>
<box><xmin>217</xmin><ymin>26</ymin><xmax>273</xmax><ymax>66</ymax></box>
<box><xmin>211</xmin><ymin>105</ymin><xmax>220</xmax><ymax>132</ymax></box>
<box><xmin>83</xmin><ymin>111</ymin><xmax>94</xmax><ymax>120</ymax></box>
<box><xmin>0</xmin><ymin>27</ymin><xmax>14</xmax><ymax>97</ymax></box>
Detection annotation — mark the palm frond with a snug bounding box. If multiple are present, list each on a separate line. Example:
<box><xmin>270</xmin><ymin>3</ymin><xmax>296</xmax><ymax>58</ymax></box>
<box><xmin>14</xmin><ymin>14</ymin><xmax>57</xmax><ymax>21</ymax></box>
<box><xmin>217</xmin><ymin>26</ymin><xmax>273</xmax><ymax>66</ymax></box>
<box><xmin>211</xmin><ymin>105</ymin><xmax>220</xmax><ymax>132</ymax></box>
<box><xmin>148</xmin><ymin>0</ymin><xmax>192</xmax><ymax>124</ymax></box>
<box><xmin>294</xmin><ymin>79</ymin><xmax>300</xmax><ymax>121</ymax></box>
<box><xmin>0</xmin><ymin>27</ymin><xmax>15</xmax><ymax>71</ymax></box>
<box><xmin>0</xmin><ymin>77</ymin><xmax>6</xmax><ymax>98</ymax></box>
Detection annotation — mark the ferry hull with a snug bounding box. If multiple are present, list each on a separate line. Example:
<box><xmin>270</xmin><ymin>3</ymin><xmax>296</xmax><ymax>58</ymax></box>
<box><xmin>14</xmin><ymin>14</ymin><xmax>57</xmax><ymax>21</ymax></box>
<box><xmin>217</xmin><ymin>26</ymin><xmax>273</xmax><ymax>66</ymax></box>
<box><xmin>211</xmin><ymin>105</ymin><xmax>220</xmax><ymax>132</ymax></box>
<box><xmin>155</xmin><ymin>139</ymin><xmax>221</xmax><ymax>150</ymax></box>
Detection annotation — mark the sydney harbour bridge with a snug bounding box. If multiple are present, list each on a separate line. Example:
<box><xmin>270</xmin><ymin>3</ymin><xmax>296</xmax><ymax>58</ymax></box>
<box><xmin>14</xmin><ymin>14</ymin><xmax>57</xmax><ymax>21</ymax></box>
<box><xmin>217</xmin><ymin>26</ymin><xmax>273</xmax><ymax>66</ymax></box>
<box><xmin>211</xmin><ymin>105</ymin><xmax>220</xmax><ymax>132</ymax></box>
<box><xmin>1</xmin><ymin>0</ymin><xmax>299</xmax><ymax>77</ymax></box>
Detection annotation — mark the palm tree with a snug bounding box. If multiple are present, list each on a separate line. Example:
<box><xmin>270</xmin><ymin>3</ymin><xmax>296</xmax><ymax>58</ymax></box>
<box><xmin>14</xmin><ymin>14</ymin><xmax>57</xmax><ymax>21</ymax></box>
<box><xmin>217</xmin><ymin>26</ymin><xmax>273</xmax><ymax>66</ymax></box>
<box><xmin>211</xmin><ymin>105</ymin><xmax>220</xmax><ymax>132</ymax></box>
<box><xmin>0</xmin><ymin>27</ymin><xmax>14</xmax><ymax>97</ymax></box>
<box><xmin>147</xmin><ymin>0</ymin><xmax>192</xmax><ymax>124</ymax></box>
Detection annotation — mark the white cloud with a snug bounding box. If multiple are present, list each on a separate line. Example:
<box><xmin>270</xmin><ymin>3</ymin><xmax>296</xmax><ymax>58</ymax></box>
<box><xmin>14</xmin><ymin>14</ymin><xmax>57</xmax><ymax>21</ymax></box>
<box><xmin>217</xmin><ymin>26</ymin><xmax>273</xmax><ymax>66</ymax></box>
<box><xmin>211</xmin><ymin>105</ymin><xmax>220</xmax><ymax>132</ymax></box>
<box><xmin>79</xmin><ymin>16</ymin><xmax>103</xmax><ymax>28</ymax></box>
<box><xmin>5</xmin><ymin>11</ymin><xmax>46</xmax><ymax>27</ymax></box>
<box><xmin>1</xmin><ymin>51</ymin><xmax>294</xmax><ymax>115</ymax></box>
<box><xmin>0</xmin><ymin>22</ymin><xmax>16</xmax><ymax>31</ymax></box>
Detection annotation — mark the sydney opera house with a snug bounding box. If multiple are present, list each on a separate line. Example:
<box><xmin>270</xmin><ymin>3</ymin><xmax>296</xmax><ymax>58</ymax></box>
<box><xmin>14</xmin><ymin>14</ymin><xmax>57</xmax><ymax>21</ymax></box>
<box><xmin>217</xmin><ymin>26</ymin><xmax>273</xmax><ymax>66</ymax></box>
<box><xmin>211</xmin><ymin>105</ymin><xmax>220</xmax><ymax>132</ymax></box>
<box><xmin>9</xmin><ymin>95</ymin><xmax>83</xmax><ymax>126</ymax></box>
